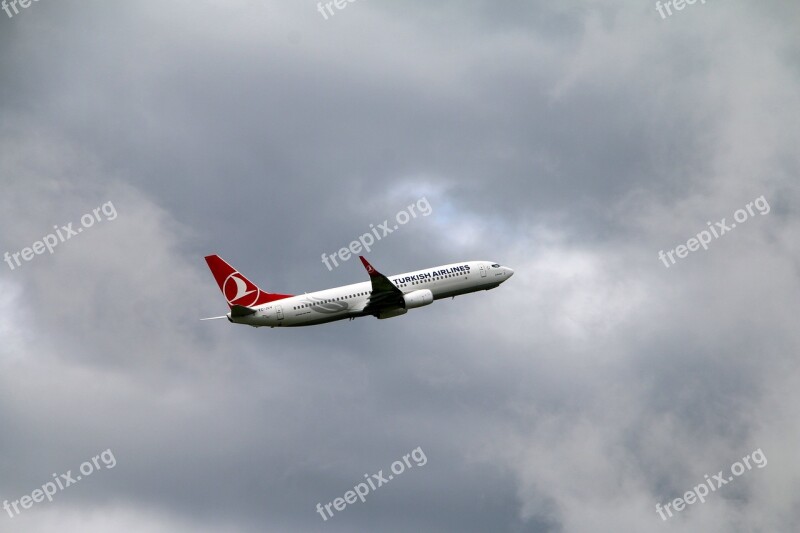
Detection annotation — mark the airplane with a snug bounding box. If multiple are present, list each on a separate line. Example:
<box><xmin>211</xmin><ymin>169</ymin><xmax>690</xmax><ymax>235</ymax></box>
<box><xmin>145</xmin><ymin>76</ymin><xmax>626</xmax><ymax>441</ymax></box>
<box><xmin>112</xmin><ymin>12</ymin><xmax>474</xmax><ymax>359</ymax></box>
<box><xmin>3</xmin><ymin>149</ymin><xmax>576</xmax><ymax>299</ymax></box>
<box><xmin>203</xmin><ymin>254</ymin><xmax>514</xmax><ymax>327</ymax></box>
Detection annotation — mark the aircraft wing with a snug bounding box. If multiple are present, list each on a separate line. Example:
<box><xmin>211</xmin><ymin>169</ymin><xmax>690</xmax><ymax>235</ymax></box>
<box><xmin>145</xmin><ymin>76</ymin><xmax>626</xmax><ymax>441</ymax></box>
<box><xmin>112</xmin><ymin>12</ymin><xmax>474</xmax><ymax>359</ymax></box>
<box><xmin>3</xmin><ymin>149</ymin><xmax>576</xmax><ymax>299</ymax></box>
<box><xmin>359</xmin><ymin>256</ymin><xmax>405</xmax><ymax>315</ymax></box>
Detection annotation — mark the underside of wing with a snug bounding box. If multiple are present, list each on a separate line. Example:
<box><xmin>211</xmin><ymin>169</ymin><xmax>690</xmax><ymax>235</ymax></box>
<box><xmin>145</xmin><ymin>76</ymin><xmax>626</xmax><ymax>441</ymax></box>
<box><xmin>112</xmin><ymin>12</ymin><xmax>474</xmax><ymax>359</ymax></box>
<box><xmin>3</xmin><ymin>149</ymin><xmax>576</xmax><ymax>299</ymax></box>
<box><xmin>359</xmin><ymin>256</ymin><xmax>405</xmax><ymax>316</ymax></box>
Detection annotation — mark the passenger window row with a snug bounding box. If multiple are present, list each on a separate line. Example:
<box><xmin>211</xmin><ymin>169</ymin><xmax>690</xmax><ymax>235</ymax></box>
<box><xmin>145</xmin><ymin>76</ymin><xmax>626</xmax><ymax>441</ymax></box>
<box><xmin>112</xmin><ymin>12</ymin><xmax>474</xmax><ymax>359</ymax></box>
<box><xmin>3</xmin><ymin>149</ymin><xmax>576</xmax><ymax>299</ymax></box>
<box><xmin>293</xmin><ymin>291</ymin><xmax>370</xmax><ymax>310</ymax></box>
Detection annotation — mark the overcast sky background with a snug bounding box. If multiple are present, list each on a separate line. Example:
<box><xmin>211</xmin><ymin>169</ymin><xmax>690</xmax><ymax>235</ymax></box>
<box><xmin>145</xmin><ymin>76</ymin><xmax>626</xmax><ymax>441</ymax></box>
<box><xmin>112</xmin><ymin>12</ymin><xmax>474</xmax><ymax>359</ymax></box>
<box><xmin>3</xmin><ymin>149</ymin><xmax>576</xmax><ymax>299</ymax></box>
<box><xmin>1</xmin><ymin>1</ymin><xmax>799</xmax><ymax>532</ymax></box>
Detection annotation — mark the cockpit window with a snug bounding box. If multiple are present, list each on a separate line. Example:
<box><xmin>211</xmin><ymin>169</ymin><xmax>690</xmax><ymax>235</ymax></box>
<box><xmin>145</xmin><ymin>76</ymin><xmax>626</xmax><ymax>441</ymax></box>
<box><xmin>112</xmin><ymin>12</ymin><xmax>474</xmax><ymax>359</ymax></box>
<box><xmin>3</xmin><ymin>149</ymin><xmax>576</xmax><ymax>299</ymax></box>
<box><xmin>491</xmin><ymin>264</ymin><xmax>500</xmax><ymax>268</ymax></box>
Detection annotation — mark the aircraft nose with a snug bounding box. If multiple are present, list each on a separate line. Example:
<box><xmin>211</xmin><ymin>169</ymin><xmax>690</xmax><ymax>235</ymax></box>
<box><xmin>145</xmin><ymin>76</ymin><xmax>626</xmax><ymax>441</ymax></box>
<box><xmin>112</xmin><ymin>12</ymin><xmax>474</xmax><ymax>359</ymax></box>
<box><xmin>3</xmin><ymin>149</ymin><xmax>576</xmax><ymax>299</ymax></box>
<box><xmin>504</xmin><ymin>267</ymin><xmax>514</xmax><ymax>278</ymax></box>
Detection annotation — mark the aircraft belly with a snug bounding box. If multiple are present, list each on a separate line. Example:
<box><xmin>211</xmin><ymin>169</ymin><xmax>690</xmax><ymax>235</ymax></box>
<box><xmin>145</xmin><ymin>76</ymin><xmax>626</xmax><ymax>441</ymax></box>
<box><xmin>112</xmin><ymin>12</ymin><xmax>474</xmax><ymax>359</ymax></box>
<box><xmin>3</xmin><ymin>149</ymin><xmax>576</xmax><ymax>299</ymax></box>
<box><xmin>433</xmin><ymin>284</ymin><xmax>499</xmax><ymax>299</ymax></box>
<box><xmin>287</xmin><ymin>312</ymin><xmax>359</xmax><ymax>327</ymax></box>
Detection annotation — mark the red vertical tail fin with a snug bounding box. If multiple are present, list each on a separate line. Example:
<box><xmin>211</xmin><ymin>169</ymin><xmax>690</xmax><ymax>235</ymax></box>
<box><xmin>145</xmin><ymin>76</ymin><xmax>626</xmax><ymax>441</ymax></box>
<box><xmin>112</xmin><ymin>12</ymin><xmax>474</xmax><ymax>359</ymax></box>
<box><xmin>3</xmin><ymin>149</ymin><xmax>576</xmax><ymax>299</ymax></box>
<box><xmin>204</xmin><ymin>255</ymin><xmax>293</xmax><ymax>307</ymax></box>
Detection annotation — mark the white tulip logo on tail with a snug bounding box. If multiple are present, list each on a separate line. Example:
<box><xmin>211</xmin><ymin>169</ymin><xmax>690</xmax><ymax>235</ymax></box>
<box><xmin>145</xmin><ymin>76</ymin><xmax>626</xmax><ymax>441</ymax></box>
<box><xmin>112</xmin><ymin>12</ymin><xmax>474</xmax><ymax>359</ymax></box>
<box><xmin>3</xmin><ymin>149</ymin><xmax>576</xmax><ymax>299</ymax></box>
<box><xmin>223</xmin><ymin>273</ymin><xmax>260</xmax><ymax>306</ymax></box>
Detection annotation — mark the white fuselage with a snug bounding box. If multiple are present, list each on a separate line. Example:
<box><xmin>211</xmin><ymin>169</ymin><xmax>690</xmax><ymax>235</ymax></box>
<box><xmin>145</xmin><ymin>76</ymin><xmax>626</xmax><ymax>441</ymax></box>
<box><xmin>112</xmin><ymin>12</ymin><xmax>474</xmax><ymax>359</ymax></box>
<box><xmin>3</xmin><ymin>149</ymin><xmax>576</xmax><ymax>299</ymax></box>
<box><xmin>231</xmin><ymin>260</ymin><xmax>513</xmax><ymax>327</ymax></box>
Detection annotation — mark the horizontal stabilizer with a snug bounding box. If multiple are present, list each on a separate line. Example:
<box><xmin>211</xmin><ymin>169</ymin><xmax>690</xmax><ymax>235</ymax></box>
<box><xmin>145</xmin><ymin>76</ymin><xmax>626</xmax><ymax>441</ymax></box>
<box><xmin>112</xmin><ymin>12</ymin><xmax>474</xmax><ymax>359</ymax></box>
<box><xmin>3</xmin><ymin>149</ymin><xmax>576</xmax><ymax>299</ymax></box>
<box><xmin>230</xmin><ymin>305</ymin><xmax>257</xmax><ymax>317</ymax></box>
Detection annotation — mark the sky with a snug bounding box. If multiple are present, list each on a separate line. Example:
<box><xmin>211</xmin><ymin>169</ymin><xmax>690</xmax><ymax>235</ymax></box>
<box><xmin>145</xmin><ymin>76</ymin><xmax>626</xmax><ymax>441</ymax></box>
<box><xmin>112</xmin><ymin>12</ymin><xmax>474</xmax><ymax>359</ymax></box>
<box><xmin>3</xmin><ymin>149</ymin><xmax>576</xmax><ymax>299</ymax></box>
<box><xmin>1</xmin><ymin>0</ymin><xmax>799</xmax><ymax>531</ymax></box>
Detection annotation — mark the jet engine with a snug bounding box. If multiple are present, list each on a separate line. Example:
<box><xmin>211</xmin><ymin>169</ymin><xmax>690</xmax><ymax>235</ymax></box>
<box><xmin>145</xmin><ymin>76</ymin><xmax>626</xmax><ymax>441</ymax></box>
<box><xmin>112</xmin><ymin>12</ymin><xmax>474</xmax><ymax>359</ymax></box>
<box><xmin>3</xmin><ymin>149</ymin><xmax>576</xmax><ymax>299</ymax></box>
<box><xmin>403</xmin><ymin>289</ymin><xmax>434</xmax><ymax>309</ymax></box>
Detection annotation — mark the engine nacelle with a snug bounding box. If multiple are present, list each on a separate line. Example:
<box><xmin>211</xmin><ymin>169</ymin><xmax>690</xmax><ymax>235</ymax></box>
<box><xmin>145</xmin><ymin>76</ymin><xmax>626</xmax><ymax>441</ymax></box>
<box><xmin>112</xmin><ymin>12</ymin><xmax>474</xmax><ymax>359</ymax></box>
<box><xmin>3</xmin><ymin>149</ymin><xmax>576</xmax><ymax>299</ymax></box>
<box><xmin>403</xmin><ymin>289</ymin><xmax>434</xmax><ymax>309</ymax></box>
